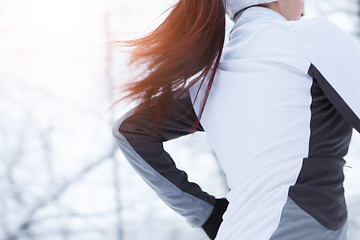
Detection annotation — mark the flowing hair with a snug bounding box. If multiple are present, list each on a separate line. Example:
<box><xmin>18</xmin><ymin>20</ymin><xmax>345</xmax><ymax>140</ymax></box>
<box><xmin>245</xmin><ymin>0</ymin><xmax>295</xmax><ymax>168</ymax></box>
<box><xmin>111</xmin><ymin>0</ymin><xmax>226</xmax><ymax>133</ymax></box>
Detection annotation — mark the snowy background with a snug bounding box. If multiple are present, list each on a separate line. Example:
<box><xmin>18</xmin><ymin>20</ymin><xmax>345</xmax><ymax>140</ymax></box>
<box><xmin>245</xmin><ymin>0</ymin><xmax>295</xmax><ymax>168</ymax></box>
<box><xmin>0</xmin><ymin>0</ymin><xmax>360</xmax><ymax>239</ymax></box>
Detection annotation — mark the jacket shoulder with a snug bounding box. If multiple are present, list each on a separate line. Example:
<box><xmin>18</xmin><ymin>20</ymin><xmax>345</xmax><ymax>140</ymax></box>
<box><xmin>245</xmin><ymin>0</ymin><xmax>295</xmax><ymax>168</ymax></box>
<box><xmin>232</xmin><ymin>22</ymin><xmax>311</xmax><ymax>74</ymax></box>
<box><xmin>285</xmin><ymin>17</ymin><xmax>360</xmax><ymax>62</ymax></box>
<box><xmin>286</xmin><ymin>17</ymin><xmax>360</xmax><ymax>133</ymax></box>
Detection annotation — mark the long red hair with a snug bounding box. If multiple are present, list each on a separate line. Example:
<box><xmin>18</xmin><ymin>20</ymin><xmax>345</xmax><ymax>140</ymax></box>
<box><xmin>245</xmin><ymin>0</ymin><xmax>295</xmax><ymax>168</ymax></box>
<box><xmin>111</xmin><ymin>0</ymin><xmax>226</xmax><ymax>133</ymax></box>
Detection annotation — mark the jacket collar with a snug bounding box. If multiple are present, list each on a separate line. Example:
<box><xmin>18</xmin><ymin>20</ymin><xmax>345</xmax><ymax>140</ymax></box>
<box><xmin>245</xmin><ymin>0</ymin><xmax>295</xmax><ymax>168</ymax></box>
<box><xmin>233</xmin><ymin>6</ymin><xmax>288</xmax><ymax>24</ymax></box>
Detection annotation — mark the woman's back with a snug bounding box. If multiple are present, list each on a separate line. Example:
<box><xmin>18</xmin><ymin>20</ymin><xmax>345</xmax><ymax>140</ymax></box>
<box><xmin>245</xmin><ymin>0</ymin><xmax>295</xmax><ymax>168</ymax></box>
<box><xmin>189</xmin><ymin>6</ymin><xmax>358</xmax><ymax>239</ymax></box>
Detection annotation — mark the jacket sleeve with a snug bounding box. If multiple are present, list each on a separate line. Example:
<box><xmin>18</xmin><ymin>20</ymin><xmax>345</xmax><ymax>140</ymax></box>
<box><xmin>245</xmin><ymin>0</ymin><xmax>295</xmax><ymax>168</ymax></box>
<box><xmin>287</xmin><ymin>17</ymin><xmax>360</xmax><ymax>133</ymax></box>
<box><xmin>111</xmin><ymin>89</ymin><xmax>216</xmax><ymax>227</ymax></box>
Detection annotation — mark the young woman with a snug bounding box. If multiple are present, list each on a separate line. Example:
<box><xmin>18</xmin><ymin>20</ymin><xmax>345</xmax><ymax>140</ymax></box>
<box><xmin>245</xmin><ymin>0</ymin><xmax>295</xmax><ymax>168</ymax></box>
<box><xmin>112</xmin><ymin>0</ymin><xmax>360</xmax><ymax>239</ymax></box>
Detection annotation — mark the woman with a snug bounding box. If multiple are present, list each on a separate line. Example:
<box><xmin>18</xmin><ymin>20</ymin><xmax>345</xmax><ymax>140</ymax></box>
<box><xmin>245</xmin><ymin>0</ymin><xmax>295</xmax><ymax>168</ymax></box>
<box><xmin>112</xmin><ymin>0</ymin><xmax>360</xmax><ymax>239</ymax></box>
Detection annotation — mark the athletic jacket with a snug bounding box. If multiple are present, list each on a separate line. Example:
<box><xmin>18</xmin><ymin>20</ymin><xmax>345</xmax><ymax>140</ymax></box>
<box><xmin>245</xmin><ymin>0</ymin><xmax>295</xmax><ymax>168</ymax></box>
<box><xmin>112</xmin><ymin>6</ymin><xmax>360</xmax><ymax>240</ymax></box>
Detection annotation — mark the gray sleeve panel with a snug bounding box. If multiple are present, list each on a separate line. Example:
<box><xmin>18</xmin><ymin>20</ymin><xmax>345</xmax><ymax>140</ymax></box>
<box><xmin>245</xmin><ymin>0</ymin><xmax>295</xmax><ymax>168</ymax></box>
<box><xmin>111</xmin><ymin>90</ymin><xmax>216</xmax><ymax>227</ymax></box>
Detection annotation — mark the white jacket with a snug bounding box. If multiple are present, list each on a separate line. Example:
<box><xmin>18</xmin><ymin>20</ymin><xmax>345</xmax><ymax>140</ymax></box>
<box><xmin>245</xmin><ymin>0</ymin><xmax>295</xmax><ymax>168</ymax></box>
<box><xmin>113</xmin><ymin>6</ymin><xmax>360</xmax><ymax>239</ymax></box>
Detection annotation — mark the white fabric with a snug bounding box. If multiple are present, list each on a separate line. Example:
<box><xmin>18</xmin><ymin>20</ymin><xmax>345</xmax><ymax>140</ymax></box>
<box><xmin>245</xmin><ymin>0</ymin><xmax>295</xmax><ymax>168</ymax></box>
<box><xmin>286</xmin><ymin>18</ymin><xmax>360</xmax><ymax>129</ymax></box>
<box><xmin>190</xmin><ymin>6</ymin><xmax>311</xmax><ymax>239</ymax></box>
<box><xmin>189</xmin><ymin>6</ymin><xmax>360</xmax><ymax>240</ymax></box>
<box><xmin>226</xmin><ymin>0</ymin><xmax>278</xmax><ymax>19</ymax></box>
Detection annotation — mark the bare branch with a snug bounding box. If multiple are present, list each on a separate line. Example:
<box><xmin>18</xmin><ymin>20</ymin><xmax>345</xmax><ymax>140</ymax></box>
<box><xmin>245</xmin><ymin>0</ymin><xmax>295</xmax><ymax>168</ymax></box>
<box><xmin>7</xmin><ymin>145</ymin><xmax>118</xmax><ymax>239</ymax></box>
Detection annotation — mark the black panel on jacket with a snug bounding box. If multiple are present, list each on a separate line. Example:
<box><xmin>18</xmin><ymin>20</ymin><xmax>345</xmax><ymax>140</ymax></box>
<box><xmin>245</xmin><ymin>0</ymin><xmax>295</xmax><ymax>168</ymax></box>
<box><xmin>289</xmin><ymin>64</ymin><xmax>353</xmax><ymax>230</ymax></box>
<box><xmin>118</xmin><ymin>90</ymin><xmax>216</xmax><ymax>206</ymax></box>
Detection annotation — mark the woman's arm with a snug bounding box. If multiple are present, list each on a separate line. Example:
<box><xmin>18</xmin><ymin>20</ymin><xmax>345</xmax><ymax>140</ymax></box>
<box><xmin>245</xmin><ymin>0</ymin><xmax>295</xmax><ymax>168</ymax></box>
<box><xmin>112</xmin><ymin>89</ymin><xmax>226</xmax><ymax>231</ymax></box>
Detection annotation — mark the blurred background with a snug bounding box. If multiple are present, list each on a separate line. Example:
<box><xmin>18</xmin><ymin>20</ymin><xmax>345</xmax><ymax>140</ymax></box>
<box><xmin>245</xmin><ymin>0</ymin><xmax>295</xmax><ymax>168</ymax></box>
<box><xmin>1</xmin><ymin>0</ymin><xmax>360</xmax><ymax>239</ymax></box>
